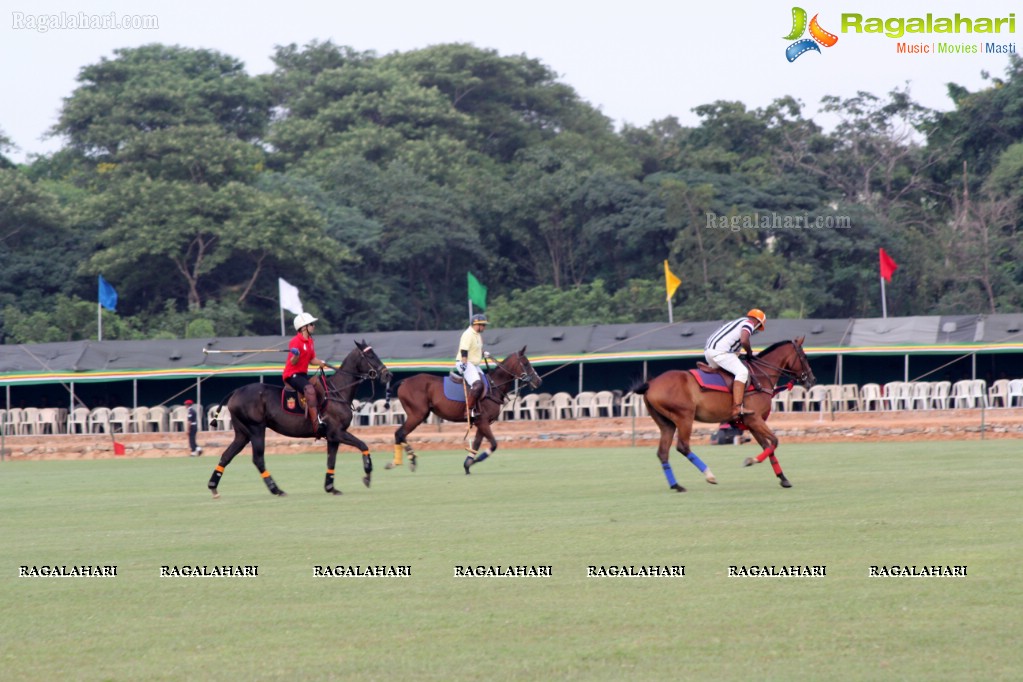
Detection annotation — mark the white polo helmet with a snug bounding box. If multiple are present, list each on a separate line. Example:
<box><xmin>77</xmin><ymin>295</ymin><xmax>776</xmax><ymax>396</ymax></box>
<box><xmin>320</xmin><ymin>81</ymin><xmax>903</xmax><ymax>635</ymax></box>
<box><xmin>294</xmin><ymin>312</ymin><xmax>318</xmax><ymax>331</ymax></box>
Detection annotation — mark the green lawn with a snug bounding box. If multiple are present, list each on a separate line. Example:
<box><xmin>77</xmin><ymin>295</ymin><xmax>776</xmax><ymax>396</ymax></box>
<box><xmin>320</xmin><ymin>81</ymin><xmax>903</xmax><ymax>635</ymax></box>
<box><xmin>1</xmin><ymin>441</ymin><xmax>1020</xmax><ymax>681</ymax></box>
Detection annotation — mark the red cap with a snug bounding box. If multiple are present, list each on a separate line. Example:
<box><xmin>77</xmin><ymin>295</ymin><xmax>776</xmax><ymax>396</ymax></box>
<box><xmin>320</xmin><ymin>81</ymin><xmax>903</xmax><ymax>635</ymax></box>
<box><xmin>184</xmin><ymin>399</ymin><xmax>194</xmax><ymax>405</ymax></box>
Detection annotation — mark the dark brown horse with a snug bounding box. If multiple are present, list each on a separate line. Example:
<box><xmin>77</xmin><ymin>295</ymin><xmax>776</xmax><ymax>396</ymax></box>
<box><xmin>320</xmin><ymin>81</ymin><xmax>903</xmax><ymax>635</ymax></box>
<box><xmin>206</xmin><ymin>340</ymin><xmax>392</xmax><ymax>497</ymax></box>
<box><xmin>388</xmin><ymin>347</ymin><xmax>541</xmax><ymax>474</ymax></box>
<box><xmin>634</xmin><ymin>337</ymin><xmax>815</xmax><ymax>491</ymax></box>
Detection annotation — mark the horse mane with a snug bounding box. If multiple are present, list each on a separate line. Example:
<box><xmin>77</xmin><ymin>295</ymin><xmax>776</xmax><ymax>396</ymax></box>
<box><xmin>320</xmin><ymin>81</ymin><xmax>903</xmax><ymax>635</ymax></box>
<box><xmin>756</xmin><ymin>340</ymin><xmax>793</xmax><ymax>357</ymax></box>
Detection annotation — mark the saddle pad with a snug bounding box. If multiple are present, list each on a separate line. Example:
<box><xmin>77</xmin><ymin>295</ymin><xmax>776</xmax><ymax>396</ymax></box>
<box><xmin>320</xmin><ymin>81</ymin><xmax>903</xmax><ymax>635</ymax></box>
<box><xmin>443</xmin><ymin>374</ymin><xmax>489</xmax><ymax>402</ymax></box>
<box><xmin>688</xmin><ymin>369</ymin><xmax>731</xmax><ymax>392</ymax></box>
<box><xmin>281</xmin><ymin>388</ymin><xmax>305</xmax><ymax>414</ymax></box>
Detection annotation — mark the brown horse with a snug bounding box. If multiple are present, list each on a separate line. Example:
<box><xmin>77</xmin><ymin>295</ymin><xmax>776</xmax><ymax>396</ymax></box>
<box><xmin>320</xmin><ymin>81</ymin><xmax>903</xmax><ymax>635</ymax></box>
<box><xmin>206</xmin><ymin>340</ymin><xmax>392</xmax><ymax>498</ymax></box>
<box><xmin>634</xmin><ymin>337</ymin><xmax>815</xmax><ymax>491</ymax></box>
<box><xmin>388</xmin><ymin>347</ymin><xmax>541</xmax><ymax>474</ymax></box>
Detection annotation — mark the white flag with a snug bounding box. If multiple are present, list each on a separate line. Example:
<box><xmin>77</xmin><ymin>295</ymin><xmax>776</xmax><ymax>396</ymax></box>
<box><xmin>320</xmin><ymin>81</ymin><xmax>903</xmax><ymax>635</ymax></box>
<box><xmin>278</xmin><ymin>277</ymin><xmax>304</xmax><ymax>315</ymax></box>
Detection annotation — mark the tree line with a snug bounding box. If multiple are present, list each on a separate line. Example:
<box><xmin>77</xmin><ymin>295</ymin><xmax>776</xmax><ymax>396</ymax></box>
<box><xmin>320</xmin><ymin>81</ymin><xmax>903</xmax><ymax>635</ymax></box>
<box><xmin>1</xmin><ymin>43</ymin><xmax>1021</xmax><ymax>343</ymax></box>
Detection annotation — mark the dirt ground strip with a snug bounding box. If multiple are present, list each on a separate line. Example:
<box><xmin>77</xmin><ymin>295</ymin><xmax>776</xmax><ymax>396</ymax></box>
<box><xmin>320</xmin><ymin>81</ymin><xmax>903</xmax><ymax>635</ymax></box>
<box><xmin>3</xmin><ymin>409</ymin><xmax>1022</xmax><ymax>461</ymax></box>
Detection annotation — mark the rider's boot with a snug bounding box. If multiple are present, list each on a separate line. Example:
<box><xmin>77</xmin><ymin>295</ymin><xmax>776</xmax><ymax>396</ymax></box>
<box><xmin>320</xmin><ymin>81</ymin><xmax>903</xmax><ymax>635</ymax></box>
<box><xmin>469</xmin><ymin>380</ymin><xmax>484</xmax><ymax>420</ymax></box>
<box><xmin>731</xmin><ymin>381</ymin><xmax>752</xmax><ymax>420</ymax></box>
<box><xmin>304</xmin><ymin>386</ymin><xmax>324</xmax><ymax>438</ymax></box>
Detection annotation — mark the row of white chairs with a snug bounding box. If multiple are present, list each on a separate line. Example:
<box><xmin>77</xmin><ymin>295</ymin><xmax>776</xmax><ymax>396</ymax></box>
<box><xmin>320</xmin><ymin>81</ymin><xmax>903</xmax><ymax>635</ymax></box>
<box><xmin>771</xmin><ymin>378</ymin><xmax>1023</xmax><ymax>412</ymax></box>
<box><xmin>6</xmin><ymin>377</ymin><xmax>1021</xmax><ymax>435</ymax></box>
<box><xmin>0</xmin><ymin>404</ymin><xmax>234</xmax><ymax>436</ymax></box>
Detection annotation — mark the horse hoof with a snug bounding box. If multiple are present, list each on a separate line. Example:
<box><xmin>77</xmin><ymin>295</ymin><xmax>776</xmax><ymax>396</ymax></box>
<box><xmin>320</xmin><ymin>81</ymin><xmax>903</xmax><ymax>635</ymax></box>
<box><xmin>670</xmin><ymin>483</ymin><xmax>687</xmax><ymax>492</ymax></box>
<box><xmin>463</xmin><ymin>457</ymin><xmax>473</xmax><ymax>475</ymax></box>
<box><xmin>743</xmin><ymin>457</ymin><xmax>755</xmax><ymax>467</ymax></box>
<box><xmin>384</xmin><ymin>461</ymin><xmax>399</xmax><ymax>470</ymax></box>
<box><xmin>274</xmin><ymin>490</ymin><xmax>287</xmax><ymax>497</ymax></box>
<box><xmin>780</xmin><ymin>479</ymin><xmax>792</xmax><ymax>488</ymax></box>
<box><xmin>325</xmin><ymin>487</ymin><xmax>343</xmax><ymax>496</ymax></box>
<box><xmin>409</xmin><ymin>455</ymin><xmax>417</xmax><ymax>473</ymax></box>
<box><xmin>210</xmin><ymin>490</ymin><xmax>220</xmax><ymax>499</ymax></box>
<box><xmin>362</xmin><ymin>476</ymin><xmax>371</xmax><ymax>488</ymax></box>
<box><xmin>705</xmin><ymin>472</ymin><xmax>718</xmax><ymax>484</ymax></box>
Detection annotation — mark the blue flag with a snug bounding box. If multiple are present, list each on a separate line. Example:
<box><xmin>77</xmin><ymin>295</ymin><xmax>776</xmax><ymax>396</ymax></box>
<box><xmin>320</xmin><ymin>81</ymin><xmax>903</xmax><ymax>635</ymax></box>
<box><xmin>98</xmin><ymin>275</ymin><xmax>118</xmax><ymax>312</ymax></box>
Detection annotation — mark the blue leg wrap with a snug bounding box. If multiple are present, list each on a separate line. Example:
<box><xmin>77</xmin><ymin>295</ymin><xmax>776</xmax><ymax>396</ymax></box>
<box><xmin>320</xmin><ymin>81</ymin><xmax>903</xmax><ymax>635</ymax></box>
<box><xmin>686</xmin><ymin>451</ymin><xmax>708</xmax><ymax>473</ymax></box>
<box><xmin>475</xmin><ymin>451</ymin><xmax>490</xmax><ymax>463</ymax></box>
<box><xmin>661</xmin><ymin>461</ymin><xmax>678</xmax><ymax>487</ymax></box>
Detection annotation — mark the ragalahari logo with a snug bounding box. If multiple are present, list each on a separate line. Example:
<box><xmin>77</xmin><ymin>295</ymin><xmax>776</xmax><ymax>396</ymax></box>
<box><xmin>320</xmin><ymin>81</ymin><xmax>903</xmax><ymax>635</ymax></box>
<box><xmin>784</xmin><ymin>7</ymin><xmax>839</xmax><ymax>61</ymax></box>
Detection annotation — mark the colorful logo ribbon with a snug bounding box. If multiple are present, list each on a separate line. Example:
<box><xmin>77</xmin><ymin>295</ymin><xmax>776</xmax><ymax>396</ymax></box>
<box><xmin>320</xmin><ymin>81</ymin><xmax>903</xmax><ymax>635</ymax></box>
<box><xmin>784</xmin><ymin>7</ymin><xmax>838</xmax><ymax>62</ymax></box>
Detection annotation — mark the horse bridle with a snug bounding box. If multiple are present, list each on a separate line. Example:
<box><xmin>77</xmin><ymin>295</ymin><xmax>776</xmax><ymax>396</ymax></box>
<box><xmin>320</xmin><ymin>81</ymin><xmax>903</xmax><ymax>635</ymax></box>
<box><xmin>321</xmin><ymin>347</ymin><xmax>387</xmax><ymax>405</ymax></box>
<box><xmin>748</xmin><ymin>344</ymin><xmax>814</xmax><ymax>389</ymax></box>
<box><xmin>482</xmin><ymin>354</ymin><xmax>539</xmax><ymax>400</ymax></box>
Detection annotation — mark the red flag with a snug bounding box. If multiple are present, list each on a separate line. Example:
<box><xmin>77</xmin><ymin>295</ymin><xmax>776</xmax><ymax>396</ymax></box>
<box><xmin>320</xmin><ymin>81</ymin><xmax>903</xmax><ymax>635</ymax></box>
<box><xmin>879</xmin><ymin>248</ymin><xmax>898</xmax><ymax>283</ymax></box>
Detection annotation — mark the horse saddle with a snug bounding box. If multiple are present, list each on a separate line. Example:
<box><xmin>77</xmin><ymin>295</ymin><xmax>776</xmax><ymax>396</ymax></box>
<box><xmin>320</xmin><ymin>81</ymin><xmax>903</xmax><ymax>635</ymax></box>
<box><xmin>281</xmin><ymin>375</ymin><xmax>327</xmax><ymax>414</ymax></box>
<box><xmin>281</xmin><ymin>388</ymin><xmax>307</xmax><ymax>414</ymax></box>
<box><xmin>442</xmin><ymin>374</ymin><xmax>490</xmax><ymax>402</ymax></box>
<box><xmin>690</xmin><ymin>362</ymin><xmax>755</xmax><ymax>394</ymax></box>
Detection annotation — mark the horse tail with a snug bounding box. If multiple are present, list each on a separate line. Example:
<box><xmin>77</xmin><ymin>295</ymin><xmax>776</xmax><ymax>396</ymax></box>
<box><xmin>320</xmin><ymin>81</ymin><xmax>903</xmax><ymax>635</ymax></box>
<box><xmin>384</xmin><ymin>378</ymin><xmax>405</xmax><ymax>409</ymax></box>
<box><xmin>631</xmin><ymin>381</ymin><xmax>650</xmax><ymax>395</ymax></box>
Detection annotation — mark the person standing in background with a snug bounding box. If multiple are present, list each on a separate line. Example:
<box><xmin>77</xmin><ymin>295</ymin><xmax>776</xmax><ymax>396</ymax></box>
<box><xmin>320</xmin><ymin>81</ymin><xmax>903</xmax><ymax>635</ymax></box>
<box><xmin>185</xmin><ymin>399</ymin><xmax>203</xmax><ymax>456</ymax></box>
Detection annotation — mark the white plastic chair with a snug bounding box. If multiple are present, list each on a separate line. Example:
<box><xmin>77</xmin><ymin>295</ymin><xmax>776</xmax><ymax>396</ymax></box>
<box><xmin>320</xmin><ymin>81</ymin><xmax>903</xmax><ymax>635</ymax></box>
<box><xmin>516</xmin><ymin>394</ymin><xmax>541</xmax><ymax>421</ymax></box>
<box><xmin>67</xmin><ymin>407</ymin><xmax>92</xmax><ymax>434</ymax></box>
<box><xmin>786</xmin><ymin>385</ymin><xmax>809</xmax><ymax>412</ymax></box>
<box><xmin>145</xmin><ymin>406</ymin><xmax>170</xmax><ymax>432</ymax></box>
<box><xmin>88</xmin><ymin>407</ymin><xmax>112</xmax><ymax>434</ymax></box>
<box><xmin>621</xmin><ymin>392</ymin><xmax>648</xmax><ymax>418</ymax></box>
<box><xmin>37</xmin><ymin>408</ymin><xmax>63</xmax><ymax>435</ymax></box>
<box><xmin>806</xmin><ymin>385</ymin><xmax>834</xmax><ymax>412</ymax></box>
<box><xmin>573</xmin><ymin>391</ymin><xmax>597</xmax><ymax>418</ymax></box>
<box><xmin>110</xmin><ymin>407</ymin><xmax>132</xmax><ymax>433</ymax></box>
<box><xmin>550</xmin><ymin>392</ymin><xmax>574</xmax><ymax>419</ymax></box>
<box><xmin>20</xmin><ymin>407</ymin><xmax>41</xmax><ymax>434</ymax></box>
<box><xmin>370</xmin><ymin>399</ymin><xmax>391</xmax><ymax>425</ymax></box>
<box><xmin>858</xmin><ymin>383</ymin><xmax>883</xmax><ymax>411</ymax></box>
<box><xmin>951</xmin><ymin>380</ymin><xmax>977</xmax><ymax>408</ymax></box>
<box><xmin>169</xmin><ymin>405</ymin><xmax>190</xmax><ymax>432</ymax></box>
<box><xmin>771</xmin><ymin>389</ymin><xmax>788</xmax><ymax>413</ymax></box>
<box><xmin>593</xmin><ymin>391</ymin><xmax>615</xmax><ymax>417</ymax></box>
<box><xmin>929</xmin><ymin>381</ymin><xmax>951</xmax><ymax>410</ymax></box>
<box><xmin>987</xmin><ymin>379</ymin><xmax>1010</xmax><ymax>408</ymax></box>
<box><xmin>534</xmin><ymin>393</ymin><xmax>553</xmax><ymax>419</ymax></box>
<box><xmin>131</xmin><ymin>406</ymin><xmax>151</xmax><ymax>432</ymax></box>
<box><xmin>1008</xmin><ymin>379</ymin><xmax>1023</xmax><ymax>407</ymax></box>
<box><xmin>908</xmin><ymin>382</ymin><xmax>931</xmax><ymax>410</ymax></box>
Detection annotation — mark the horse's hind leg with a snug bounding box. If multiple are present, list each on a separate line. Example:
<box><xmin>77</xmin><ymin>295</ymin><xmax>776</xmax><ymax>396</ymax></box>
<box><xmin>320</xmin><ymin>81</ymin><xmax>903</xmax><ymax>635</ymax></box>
<box><xmin>389</xmin><ymin>413</ymin><xmax>426</xmax><ymax>472</ymax></box>
<box><xmin>646</xmin><ymin>402</ymin><xmax>685</xmax><ymax>492</ymax></box>
<box><xmin>207</xmin><ymin>430</ymin><xmax>250</xmax><ymax>498</ymax></box>
<box><xmin>673</xmin><ymin>415</ymin><xmax>717</xmax><ymax>485</ymax></box>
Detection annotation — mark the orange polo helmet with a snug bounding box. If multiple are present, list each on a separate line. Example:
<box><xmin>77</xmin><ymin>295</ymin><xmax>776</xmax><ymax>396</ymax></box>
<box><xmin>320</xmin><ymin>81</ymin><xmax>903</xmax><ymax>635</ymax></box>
<box><xmin>746</xmin><ymin>308</ymin><xmax>766</xmax><ymax>331</ymax></box>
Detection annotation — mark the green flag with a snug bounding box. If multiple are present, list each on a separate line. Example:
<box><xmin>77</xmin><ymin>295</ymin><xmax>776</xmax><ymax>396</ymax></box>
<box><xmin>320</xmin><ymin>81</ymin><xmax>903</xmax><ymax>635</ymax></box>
<box><xmin>467</xmin><ymin>272</ymin><xmax>488</xmax><ymax>309</ymax></box>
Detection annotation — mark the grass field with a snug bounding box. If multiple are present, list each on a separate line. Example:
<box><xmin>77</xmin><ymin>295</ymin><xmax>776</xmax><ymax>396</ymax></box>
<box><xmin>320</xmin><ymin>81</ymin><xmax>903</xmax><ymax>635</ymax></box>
<box><xmin>1</xmin><ymin>441</ymin><xmax>1020</xmax><ymax>681</ymax></box>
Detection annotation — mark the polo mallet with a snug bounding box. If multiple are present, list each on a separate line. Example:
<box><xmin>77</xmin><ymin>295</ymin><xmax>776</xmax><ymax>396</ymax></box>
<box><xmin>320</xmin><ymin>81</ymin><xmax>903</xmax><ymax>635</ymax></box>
<box><xmin>202</xmin><ymin>348</ymin><xmax>289</xmax><ymax>355</ymax></box>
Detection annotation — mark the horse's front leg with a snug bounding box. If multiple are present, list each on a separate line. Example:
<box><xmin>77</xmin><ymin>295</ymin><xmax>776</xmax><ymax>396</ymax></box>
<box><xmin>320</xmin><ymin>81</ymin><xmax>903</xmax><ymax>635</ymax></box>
<box><xmin>324</xmin><ymin>442</ymin><xmax>342</xmax><ymax>495</ymax></box>
<box><xmin>463</xmin><ymin>421</ymin><xmax>497</xmax><ymax>475</ymax></box>
<box><xmin>334</xmin><ymin>430</ymin><xmax>374</xmax><ymax>488</ymax></box>
<box><xmin>741</xmin><ymin>416</ymin><xmax>790</xmax><ymax>488</ymax></box>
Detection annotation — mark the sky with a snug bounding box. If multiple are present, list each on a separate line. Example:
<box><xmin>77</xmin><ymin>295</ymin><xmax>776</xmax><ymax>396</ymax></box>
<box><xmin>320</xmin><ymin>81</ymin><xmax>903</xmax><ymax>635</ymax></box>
<box><xmin>1</xmin><ymin>0</ymin><xmax>1019</xmax><ymax>163</ymax></box>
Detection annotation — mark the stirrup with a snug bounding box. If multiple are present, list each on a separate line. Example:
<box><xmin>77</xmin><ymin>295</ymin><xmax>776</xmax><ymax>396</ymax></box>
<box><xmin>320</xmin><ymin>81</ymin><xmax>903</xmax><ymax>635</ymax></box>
<box><xmin>733</xmin><ymin>403</ymin><xmax>753</xmax><ymax>416</ymax></box>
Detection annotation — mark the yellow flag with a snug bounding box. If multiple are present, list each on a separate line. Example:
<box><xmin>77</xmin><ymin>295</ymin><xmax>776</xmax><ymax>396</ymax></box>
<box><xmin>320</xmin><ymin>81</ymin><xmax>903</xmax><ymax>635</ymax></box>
<box><xmin>664</xmin><ymin>260</ymin><xmax>682</xmax><ymax>300</ymax></box>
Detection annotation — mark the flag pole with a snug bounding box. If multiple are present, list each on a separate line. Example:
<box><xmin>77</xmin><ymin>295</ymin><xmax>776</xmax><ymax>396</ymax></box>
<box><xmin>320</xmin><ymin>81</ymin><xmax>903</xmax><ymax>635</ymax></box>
<box><xmin>98</xmin><ymin>301</ymin><xmax>102</xmax><ymax>342</ymax></box>
<box><xmin>668</xmin><ymin>298</ymin><xmax>674</xmax><ymax>324</ymax></box>
<box><xmin>880</xmin><ymin>276</ymin><xmax>888</xmax><ymax>319</ymax></box>
<box><xmin>280</xmin><ymin>307</ymin><xmax>285</xmax><ymax>336</ymax></box>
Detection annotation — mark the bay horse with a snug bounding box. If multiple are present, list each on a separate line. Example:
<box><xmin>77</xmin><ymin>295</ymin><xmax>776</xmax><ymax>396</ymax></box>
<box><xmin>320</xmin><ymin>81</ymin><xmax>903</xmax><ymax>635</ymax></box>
<box><xmin>387</xmin><ymin>347</ymin><xmax>541</xmax><ymax>474</ymax></box>
<box><xmin>206</xmin><ymin>340</ymin><xmax>392</xmax><ymax>498</ymax></box>
<box><xmin>633</xmin><ymin>337</ymin><xmax>815</xmax><ymax>491</ymax></box>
